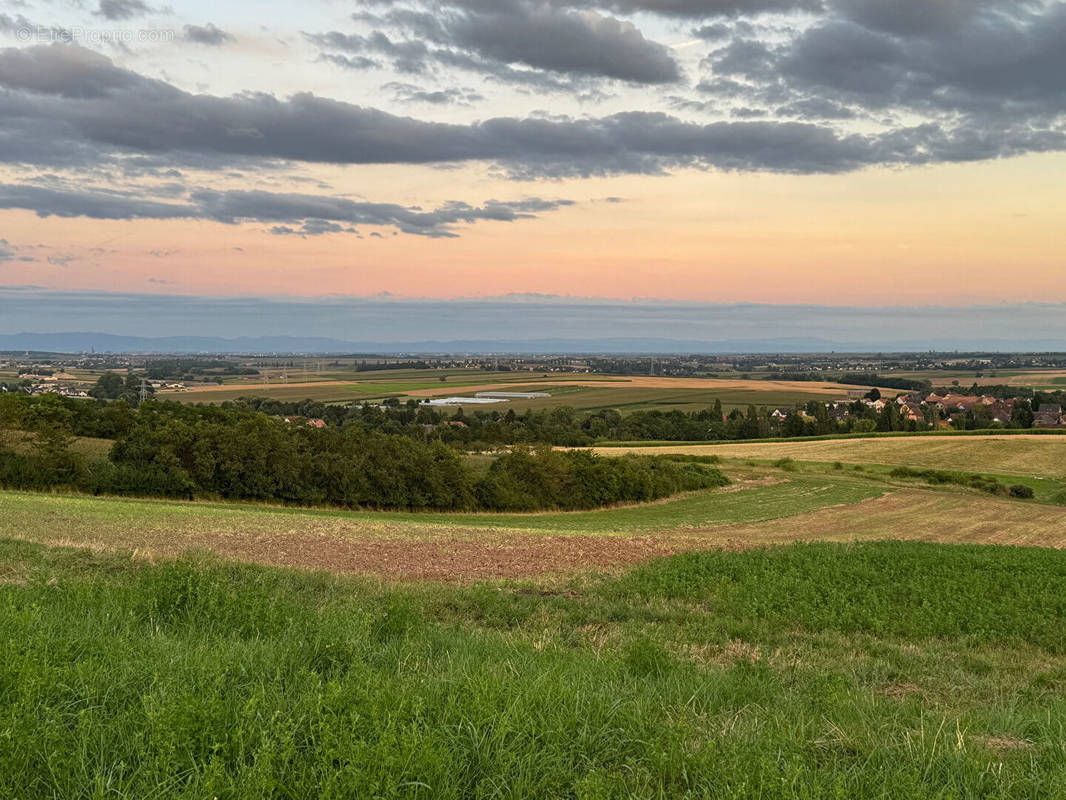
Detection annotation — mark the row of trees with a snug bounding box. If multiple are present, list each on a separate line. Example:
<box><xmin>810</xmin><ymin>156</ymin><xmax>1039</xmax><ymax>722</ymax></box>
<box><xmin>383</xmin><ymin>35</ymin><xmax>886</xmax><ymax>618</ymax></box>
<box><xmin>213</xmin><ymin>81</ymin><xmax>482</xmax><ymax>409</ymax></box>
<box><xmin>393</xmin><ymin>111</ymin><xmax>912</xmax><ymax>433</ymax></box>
<box><xmin>5</xmin><ymin>386</ymin><xmax>1063</xmax><ymax>457</ymax></box>
<box><xmin>0</xmin><ymin>395</ymin><xmax>725</xmax><ymax>510</ymax></box>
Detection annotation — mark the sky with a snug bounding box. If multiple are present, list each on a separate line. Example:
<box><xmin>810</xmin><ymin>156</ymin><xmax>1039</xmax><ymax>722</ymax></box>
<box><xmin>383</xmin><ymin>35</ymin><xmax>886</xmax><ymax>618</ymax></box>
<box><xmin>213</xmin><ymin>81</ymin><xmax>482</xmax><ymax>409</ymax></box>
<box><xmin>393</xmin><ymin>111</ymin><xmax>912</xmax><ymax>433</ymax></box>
<box><xmin>0</xmin><ymin>0</ymin><xmax>1064</xmax><ymax>330</ymax></box>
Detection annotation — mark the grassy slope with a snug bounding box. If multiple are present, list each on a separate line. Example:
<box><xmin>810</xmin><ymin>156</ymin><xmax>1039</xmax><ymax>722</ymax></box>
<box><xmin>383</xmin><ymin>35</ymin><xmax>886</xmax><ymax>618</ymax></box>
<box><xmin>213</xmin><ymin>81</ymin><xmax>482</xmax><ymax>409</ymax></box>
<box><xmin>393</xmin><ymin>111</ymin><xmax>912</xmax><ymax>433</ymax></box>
<box><xmin>0</xmin><ymin>475</ymin><xmax>883</xmax><ymax>536</ymax></box>
<box><xmin>3</xmin><ymin>538</ymin><xmax>1066</xmax><ymax>798</ymax></box>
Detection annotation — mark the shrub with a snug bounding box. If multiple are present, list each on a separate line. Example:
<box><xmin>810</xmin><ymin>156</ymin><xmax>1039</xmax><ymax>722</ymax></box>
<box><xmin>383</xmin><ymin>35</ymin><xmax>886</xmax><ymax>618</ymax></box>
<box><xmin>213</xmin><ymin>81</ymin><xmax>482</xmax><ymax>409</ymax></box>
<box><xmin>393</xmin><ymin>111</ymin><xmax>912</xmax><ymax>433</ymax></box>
<box><xmin>888</xmin><ymin>466</ymin><xmax>1008</xmax><ymax>496</ymax></box>
<box><xmin>1009</xmin><ymin>484</ymin><xmax>1035</xmax><ymax>499</ymax></box>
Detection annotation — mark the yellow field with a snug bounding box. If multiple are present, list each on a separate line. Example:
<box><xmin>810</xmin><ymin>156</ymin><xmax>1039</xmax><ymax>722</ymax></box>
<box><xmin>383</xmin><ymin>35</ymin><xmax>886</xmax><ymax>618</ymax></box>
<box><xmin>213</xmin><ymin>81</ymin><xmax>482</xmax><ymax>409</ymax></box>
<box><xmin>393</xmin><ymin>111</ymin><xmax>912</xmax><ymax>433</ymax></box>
<box><xmin>714</xmin><ymin>490</ymin><xmax>1066</xmax><ymax>549</ymax></box>
<box><xmin>595</xmin><ymin>435</ymin><xmax>1066</xmax><ymax>477</ymax></box>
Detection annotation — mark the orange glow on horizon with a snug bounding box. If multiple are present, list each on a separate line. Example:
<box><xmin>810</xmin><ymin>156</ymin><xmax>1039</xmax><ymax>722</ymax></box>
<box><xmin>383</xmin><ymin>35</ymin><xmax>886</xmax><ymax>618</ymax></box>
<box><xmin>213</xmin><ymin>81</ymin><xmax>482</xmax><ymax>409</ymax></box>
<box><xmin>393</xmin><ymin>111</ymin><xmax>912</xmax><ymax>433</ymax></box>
<box><xmin>4</xmin><ymin>152</ymin><xmax>1064</xmax><ymax>305</ymax></box>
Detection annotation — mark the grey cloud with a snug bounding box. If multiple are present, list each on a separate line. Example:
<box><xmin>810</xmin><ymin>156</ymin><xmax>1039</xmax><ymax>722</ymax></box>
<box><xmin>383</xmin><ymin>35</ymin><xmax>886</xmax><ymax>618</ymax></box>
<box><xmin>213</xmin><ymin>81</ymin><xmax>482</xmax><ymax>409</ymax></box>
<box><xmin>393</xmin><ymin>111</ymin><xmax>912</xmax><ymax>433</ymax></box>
<box><xmin>446</xmin><ymin>6</ymin><xmax>680</xmax><ymax>83</ymax></box>
<box><xmin>183</xmin><ymin>23</ymin><xmax>234</xmax><ymax>46</ymax></box>
<box><xmin>0</xmin><ymin>181</ymin><xmax>575</xmax><ymax>237</ymax></box>
<box><xmin>831</xmin><ymin>0</ymin><xmax>994</xmax><ymax>37</ymax></box>
<box><xmin>0</xmin><ymin>46</ymin><xmax>906</xmax><ymax>176</ymax></box>
<box><xmin>1</xmin><ymin>42</ymin><xmax>1064</xmax><ymax>179</ymax></box>
<box><xmin>383</xmin><ymin>81</ymin><xmax>484</xmax><ymax>105</ymax></box>
<box><xmin>0</xmin><ymin>183</ymin><xmax>197</xmax><ymax>219</ymax></box>
<box><xmin>416</xmin><ymin>0</ymin><xmax>822</xmax><ymax>19</ymax></box>
<box><xmin>0</xmin><ymin>12</ymin><xmax>30</xmax><ymax>34</ymax></box>
<box><xmin>781</xmin><ymin>22</ymin><xmax>906</xmax><ymax>96</ymax></box>
<box><xmin>306</xmin><ymin>30</ymin><xmax>430</xmax><ymax>74</ymax></box>
<box><xmin>16</xmin><ymin>291</ymin><xmax>1066</xmax><ymax>352</ymax></box>
<box><xmin>0</xmin><ymin>43</ymin><xmax>139</xmax><ymax>98</ymax></box>
<box><xmin>193</xmin><ymin>190</ymin><xmax>575</xmax><ymax>236</ymax></box>
<box><xmin>94</xmin><ymin>0</ymin><xmax>153</xmax><ymax>20</ymax></box>
<box><xmin>317</xmin><ymin>52</ymin><xmax>380</xmax><ymax>71</ymax></box>
<box><xmin>321</xmin><ymin>2</ymin><xmax>680</xmax><ymax>85</ymax></box>
<box><xmin>775</xmin><ymin>97</ymin><xmax>856</xmax><ymax>120</ymax></box>
<box><xmin>714</xmin><ymin>4</ymin><xmax>1066</xmax><ymax>117</ymax></box>
<box><xmin>585</xmin><ymin>0</ymin><xmax>822</xmax><ymax>16</ymax></box>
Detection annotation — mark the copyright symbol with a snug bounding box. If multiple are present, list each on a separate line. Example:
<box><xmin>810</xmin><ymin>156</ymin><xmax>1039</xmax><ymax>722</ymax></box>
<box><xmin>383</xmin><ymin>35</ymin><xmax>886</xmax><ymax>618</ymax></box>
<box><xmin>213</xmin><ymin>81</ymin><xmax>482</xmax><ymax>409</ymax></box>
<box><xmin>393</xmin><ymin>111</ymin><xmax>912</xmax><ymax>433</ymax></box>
<box><xmin>16</xmin><ymin>26</ymin><xmax>33</xmax><ymax>42</ymax></box>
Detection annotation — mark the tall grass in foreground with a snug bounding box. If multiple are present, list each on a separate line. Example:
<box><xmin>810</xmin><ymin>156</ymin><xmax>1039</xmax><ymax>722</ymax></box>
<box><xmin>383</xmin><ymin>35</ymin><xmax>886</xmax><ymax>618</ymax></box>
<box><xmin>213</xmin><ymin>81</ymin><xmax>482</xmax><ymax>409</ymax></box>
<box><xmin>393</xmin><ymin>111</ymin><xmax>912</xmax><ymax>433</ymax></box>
<box><xmin>3</xmin><ymin>539</ymin><xmax>1066</xmax><ymax>798</ymax></box>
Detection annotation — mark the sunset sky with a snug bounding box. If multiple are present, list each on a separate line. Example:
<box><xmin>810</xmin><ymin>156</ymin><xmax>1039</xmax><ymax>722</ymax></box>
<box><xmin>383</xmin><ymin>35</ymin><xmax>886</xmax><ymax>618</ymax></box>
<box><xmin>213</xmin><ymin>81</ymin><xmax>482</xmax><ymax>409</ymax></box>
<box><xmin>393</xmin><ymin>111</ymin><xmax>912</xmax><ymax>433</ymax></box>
<box><xmin>1</xmin><ymin>0</ymin><xmax>1065</xmax><ymax>317</ymax></box>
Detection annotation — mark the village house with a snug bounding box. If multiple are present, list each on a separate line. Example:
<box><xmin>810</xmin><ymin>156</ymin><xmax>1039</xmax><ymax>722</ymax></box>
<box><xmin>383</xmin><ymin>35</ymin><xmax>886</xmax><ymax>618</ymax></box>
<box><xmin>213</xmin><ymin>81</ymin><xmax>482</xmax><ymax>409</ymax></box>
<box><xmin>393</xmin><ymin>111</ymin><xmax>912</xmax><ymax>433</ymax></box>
<box><xmin>900</xmin><ymin>403</ymin><xmax>924</xmax><ymax>423</ymax></box>
<box><xmin>1034</xmin><ymin>404</ymin><xmax>1065</xmax><ymax>428</ymax></box>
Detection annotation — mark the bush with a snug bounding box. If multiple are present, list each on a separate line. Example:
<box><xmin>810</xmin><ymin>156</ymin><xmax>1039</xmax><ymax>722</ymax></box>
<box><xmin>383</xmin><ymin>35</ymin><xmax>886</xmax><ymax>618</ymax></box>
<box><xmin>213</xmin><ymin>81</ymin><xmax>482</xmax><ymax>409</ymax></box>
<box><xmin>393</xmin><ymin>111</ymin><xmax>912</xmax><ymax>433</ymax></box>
<box><xmin>889</xmin><ymin>466</ymin><xmax>1008</xmax><ymax>496</ymax></box>
<box><xmin>1010</xmin><ymin>484</ymin><xmax>1035</xmax><ymax>499</ymax></box>
<box><xmin>475</xmin><ymin>446</ymin><xmax>728</xmax><ymax>512</ymax></box>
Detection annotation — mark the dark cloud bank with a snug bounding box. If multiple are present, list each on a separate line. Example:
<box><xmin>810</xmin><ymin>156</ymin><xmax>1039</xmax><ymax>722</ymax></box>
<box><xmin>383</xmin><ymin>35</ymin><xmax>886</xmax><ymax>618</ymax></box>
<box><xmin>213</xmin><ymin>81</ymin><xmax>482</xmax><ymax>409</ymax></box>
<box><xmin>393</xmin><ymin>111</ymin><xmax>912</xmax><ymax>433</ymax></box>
<box><xmin>2</xmin><ymin>290</ymin><xmax>1066</xmax><ymax>353</ymax></box>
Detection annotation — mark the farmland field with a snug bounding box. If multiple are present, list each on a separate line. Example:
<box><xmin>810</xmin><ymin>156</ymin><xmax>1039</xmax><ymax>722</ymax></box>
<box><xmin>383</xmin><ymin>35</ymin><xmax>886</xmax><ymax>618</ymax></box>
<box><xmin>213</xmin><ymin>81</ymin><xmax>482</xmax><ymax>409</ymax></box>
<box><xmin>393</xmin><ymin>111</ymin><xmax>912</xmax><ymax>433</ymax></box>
<box><xmin>5</xmin><ymin>436</ymin><xmax>1066</xmax><ymax>796</ymax></box>
<box><xmin>888</xmin><ymin>367</ymin><xmax>1066</xmax><ymax>387</ymax></box>
<box><xmin>162</xmin><ymin>371</ymin><xmax>898</xmax><ymax>411</ymax></box>
<box><xmin>5</xmin><ymin>440</ymin><xmax>1066</xmax><ymax>579</ymax></box>
<box><xmin>595</xmin><ymin>434</ymin><xmax>1066</xmax><ymax>478</ymax></box>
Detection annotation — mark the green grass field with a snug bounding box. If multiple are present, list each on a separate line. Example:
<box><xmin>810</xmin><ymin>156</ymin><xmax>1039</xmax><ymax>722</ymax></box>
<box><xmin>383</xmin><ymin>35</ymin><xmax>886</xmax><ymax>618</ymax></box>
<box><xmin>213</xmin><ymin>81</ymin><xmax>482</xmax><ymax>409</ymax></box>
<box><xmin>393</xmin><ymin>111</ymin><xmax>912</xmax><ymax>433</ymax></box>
<box><xmin>0</xmin><ymin>473</ymin><xmax>884</xmax><ymax>536</ymax></box>
<box><xmin>3</xmin><ymin>538</ymin><xmax>1066</xmax><ymax>798</ymax></box>
<box><xmin>6</xmin><ymin>435</ymin><xmax>1066</xmax><ymax>796</ymax></box>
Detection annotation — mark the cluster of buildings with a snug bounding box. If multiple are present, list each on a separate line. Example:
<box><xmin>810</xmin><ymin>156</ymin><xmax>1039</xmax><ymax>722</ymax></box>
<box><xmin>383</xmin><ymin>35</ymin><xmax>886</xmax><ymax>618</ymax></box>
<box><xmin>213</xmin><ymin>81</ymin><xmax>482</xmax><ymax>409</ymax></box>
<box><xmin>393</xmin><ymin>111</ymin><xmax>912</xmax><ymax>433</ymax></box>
<box><xmin>908</xmin><ymin>392</ymin><xmax>1063</xmax><ymax>428</ymax></box>
<box><xmin>901</xmin><ymin>392</ymin><xmax>1016</xmax><ymax>426</ymax></box>
<box><xmin>1034</xmin><ymin>404</ymin><xmax>1066</xmax><ymax>427</ymax></box>
<box><xmin>9</xmin><ymin>372</ymin><xmax>90</xmax><ymax>398</ymax></box>
<box><xmin>771</xmin><ymin>391</ymin><xmax>1065</xmax><ymax>429</ymax></box>
<box><xmin>23</xmin><ymin>383</ymin><xmax>90</xmax><ymax>398</ymax></box>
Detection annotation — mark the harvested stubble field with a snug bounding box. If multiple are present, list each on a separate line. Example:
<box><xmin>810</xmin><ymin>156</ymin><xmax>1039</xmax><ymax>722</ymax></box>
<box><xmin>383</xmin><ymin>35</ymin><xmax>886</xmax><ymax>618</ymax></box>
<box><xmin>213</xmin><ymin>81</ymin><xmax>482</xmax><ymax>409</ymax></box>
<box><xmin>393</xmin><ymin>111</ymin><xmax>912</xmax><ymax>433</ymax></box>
<box><xmin>595</xmin><ymin>434</ymin><xmax>1066</xmax><ymax>478</ymax></box>
<box><xmin>5</xmin><ymin>462</ymin><xmax>1066</xmax><ymax>581</ymax></box>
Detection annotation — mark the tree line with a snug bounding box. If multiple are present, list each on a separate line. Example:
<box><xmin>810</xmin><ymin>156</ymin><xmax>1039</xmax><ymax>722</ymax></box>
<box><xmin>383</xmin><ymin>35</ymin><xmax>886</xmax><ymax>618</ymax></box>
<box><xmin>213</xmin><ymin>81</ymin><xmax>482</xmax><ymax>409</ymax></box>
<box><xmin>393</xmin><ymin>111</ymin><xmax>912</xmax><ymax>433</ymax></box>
<box><xmin>4</xmin><ymin>387</ymin><xmax>1058</xmax><ymax>457</ymax></box>
<box><xmin>0</xmin><ymin>394</ymin><xmax>725</xmax><ymax>511</ymax></box>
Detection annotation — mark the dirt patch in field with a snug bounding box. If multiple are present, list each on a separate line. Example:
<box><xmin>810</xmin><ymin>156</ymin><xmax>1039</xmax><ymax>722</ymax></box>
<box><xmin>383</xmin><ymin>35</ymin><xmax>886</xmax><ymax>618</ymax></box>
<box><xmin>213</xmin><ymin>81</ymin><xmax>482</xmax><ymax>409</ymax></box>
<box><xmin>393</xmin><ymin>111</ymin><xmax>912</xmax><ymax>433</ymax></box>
<box><xmin>187</xmin><ymin>528</ymin><xmax>729</xmax><ymax>582</ymax></box>
<box><xmin>974</xmin><ymin>735</ymin><xmax>1032</xmax><ymax>751</ymax></box>
<box><xmin>718</xmin><ymin>477</ymin><xmax>787</xmax><ymax>492</ymax></box>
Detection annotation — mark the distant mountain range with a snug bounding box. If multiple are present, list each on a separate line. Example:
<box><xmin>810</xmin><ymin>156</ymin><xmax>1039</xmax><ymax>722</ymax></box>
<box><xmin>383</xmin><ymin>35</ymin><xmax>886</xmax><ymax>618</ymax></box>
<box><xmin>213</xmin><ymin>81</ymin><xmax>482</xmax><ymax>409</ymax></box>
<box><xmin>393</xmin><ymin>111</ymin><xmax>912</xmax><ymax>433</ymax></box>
<box><xmin>2</xmin><ymin>331</ymin><xmax>1065</xmax><ymax>355</ymax></box>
